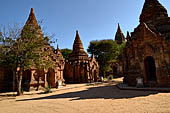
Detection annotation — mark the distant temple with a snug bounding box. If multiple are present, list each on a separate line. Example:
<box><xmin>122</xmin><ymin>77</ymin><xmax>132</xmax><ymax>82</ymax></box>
<box><xmin>0</xmin><ymin>8</ymin><xmax>65</xmax><ymax>91</ymax></box>
<box><xmin>115</xmin><ymin>23</ymin><xmax>125</xmax><ymax>44</ymax></box>
<box><xmin>64</xmin><ymin>30</ymin><xmax>99</xmax><ymax>83</ymax></box>
<box><xmin>122</xmin><ymin>0</ymin><xmax>170</xmax><ymax>86</ymax></box>
<box><xmin>110</xmin><ymin>24</ymin><xmax>125</xmax><ymax>77</ymax></box>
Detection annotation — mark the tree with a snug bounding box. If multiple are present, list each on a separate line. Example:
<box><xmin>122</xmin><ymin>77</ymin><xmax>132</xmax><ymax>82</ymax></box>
<box><xmin>0</xmin><ymin>24</ymin><xmax>21</xmax><ymax>93</ymax></box>
<box><xmin>0</xmin><ymin>24</ymin><xmax>55</xmax><ymax>95</ymax></box>
<box><xmin>87</xmin><ymin>39</ymin><xmax>125</xmax><ymax>77</ymax></box>
<box><xmin>61</xmin><ymin>48</ymin><xmax>72</xmax><ymax>60</ymax></box>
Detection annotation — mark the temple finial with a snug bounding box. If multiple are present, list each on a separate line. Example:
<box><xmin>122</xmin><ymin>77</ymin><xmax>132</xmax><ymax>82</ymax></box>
<box><xmin>31</xmin><ymin>8</ymin><xmax>34</xmax><ymax>13</ymax></box>
<box><xmin>25</xmin><ymin>8</ymin><xmax>38</xmax><ymax>26</ymax></box>
<box><xmin>57</xmin><ymin>44</ymin><xmax>59</xmax><ymax>50</ymax></box>
<box><xmin>76</xmin><ymin>30</ymin><xmax>79</xmax><ymax>35</ymax></box>
<box><xmin>117</xmin><ymin>23</ymin><xmax>121</xmax><ymax>32</ymax></box>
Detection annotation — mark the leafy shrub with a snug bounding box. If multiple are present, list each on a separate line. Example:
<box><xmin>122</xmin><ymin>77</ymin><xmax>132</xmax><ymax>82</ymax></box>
<box><xmin>44</xmin><ymin>85</ymin><xmax>52</xmax><ymax>94</ymax></box>
<box><xmin>107</xmin><ymin>74</ymin><xmax>114</xmax><ymax>80</ymax></box>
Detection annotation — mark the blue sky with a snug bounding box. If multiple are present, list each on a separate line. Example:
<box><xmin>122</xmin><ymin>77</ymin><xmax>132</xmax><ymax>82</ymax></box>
<box><xmin>0</xmin><ymin>0</ymin><xmax>170</xmax><ymax>51</ymax></box>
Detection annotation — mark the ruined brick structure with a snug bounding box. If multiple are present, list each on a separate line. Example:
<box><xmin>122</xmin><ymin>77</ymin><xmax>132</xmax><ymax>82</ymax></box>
<box><xmin>0</xmin><ymin>8</ymin><xmax>65</xmax><ymax>91</ymax></box>
<box><xmin>122</xmin><ymin>0</ymin><xmax>170</xmax><ymax>86</ymax></box>
<box><xmin>64</xmin><ymin>30</ymin><xmax>99</xmax><ymax>83</ymax></box>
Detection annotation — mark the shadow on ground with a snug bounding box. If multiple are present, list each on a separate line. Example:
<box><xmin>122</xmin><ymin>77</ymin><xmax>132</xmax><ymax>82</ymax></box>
<box><xmin>17</xmin><ymin>81</ymin><xmax>158</xmax><ymax>101</ymax></box>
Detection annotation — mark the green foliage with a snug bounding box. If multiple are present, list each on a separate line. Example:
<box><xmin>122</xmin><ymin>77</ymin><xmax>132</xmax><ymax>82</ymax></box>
<box><xmin>107</xmin><ymin>74</ymin><xmax>114</xmax><ymax>80</ymax></box>
<box><xmin>118</xmin><ymin>41</ymin><xmax>126</xmax><ymax>55</ymax></box>
<box><xmin>87</xmin><ymin>39</ymin><xmax>126</xmax><ymax>77</ymax></box>
<box><xmin>21</xmin><ymin>89</ymin><xmax>24</xmax><ymax>94</ymax></box>
<box><xmin>44</xmin><ymin>85</ymin><xmax>52</xmax><ymax>94</ymax></box>
<box><xmin>0</xmin><ymin>25</ymin><xmax>20</xmax><ymax>69</ymax></box>
<box><xmin>61</xmin><ymin>48</ymin><xmax>72</xmax><ymax>60</ymax></box>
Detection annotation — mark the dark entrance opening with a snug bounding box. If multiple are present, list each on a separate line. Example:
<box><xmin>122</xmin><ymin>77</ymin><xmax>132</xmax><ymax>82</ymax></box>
<box><xmin>144</xmin><ymin>56</ymin><xmax>157</xmax><ymax>82</ymax></box>
<box><xmin>22</xmin><ymin>70</ymin><xmax>31</xmax><ymax>91</ymax></box>
<box><xmin>94</xmin><ymin>70</ymin><xmax>97</xmax><ymax>82</ymax></box>
<box><xmin>112</xmin><ymin>66</ymin><xmax>118</xmax><ymax>73</ymax></box>
<box><xmin>47</xmin><ymin>69</ymin><xmax>55</xmax><ymax>88</ymax></box>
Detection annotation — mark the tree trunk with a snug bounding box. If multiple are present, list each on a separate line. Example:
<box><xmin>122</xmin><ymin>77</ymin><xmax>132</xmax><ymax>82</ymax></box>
<box><xmin>17</xmin><ymin>70</ymin><xmax>23</xmax><ymax>96</ymax></box>
<box><xmin>12</xmin><ymin>69</ymin><xmax>16</xmax><ymax>93</ymax></box>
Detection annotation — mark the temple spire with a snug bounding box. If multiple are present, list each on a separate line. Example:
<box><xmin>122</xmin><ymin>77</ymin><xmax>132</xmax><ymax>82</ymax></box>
<box><xmin>56</xmin><ymin>44</ymin><xmax>61</xmax><ymax>53</ymax></box>
<box><xmin>140</xmin><ymin>0</ymin><xmax>168</xmax><ymax>23</ymax></box>
<box><xmin>56</xmin><ymin>44</ymin><xmax>63</xmax><ymax>58</ymax></box>
<box><xmin>117</xmin><ymin>23</ymin><xmax>121</xmax><ymax>33</ymax></box>
<box><xmin>74</xmin><ymin>30</ymin><xmax>82</xmax><ymax>44</ymax></box>
<box><xmin>126</xmin><ymin>31</ymin><xmax>131</xmax><ymax>41</ymax></box>
<box><xmin>25</xmin><ymin>8</ymin><xmax>38</xmax><ymax>26</ymax></box>
<box><xmin>73</xmin><ymin>30</ymin><xmax>84</xmax><ymax>52</ymax></box>
<box><xmin>69</xmin><ymin>30</ymin><xmax>88</xmax><ymax>59</ymax></box>
<box><xmin>21</xmin><ymin>8</ymin><xmax>42</xmax><ymax>39</ymax></box>
<box><xmin>115</xmin><ymin>23</ymin><xmax>125</xmax><ymax>44</ymax></box>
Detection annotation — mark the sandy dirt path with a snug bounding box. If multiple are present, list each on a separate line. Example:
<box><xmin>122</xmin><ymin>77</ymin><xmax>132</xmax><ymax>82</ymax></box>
<box><xmin>0</xmin><ymin>79</ymin><xmax>170</xmax><ymax>113</ymax></box>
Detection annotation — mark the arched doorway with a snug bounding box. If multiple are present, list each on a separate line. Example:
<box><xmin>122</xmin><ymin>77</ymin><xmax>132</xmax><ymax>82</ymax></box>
<box><xmin>47</xmin><ymin>69</ymin><xmax>55</xmax><ymax>88</ymax></box>
<box><xmin>144</xmin><ymin>56</ymin><xmax>157</xmax><ymax>82</ymax></box>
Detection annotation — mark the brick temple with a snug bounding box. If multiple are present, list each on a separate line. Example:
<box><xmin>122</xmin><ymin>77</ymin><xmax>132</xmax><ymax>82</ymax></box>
<box><xmin>64</xmin><ymin>30</ymin><xmax>99</xmax><ymax>83</ymax></box>
<box><xmin>0</xmin><ymin>8</ymin><xmax>65</xmax><ymax>91</ymax></box>
<box><xmin>122</xmin><ymin>0</ymin><xmax>170</xmax><ymax>86</ymax></box>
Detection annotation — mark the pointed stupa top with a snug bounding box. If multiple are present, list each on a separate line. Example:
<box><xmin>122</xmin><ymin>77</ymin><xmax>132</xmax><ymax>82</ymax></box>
<box><xmin>69</xmin><ymin>30</ymin><xmax>88</xmax><ymax>60</ymax></box>
<box><xmin>117</xmin><ymin>23</ymin><xmax>122</xmax><ymax>33</ymax></box>
<box><xmin>73</xmin><ymin>30</ymin><xmax>85</xmax><ymax>52</ymax></box>
<box><xmin>115</xmin><ymin>23</ymin><xmax>125</xmax><ymax>44</ymax></box>
<box><xmin>56</xmin><ymin>44</ymin><xmax>64</xmax><ymax>59</ymax></box>
<box><xmin>140</xmin><ymin>0</ymin><xmax>168</xmax><ymax>23</ymax></box>
<box><xmin>126</xmin><ymin>31</ymin><xmax>131</xmax><ymax>41</ymax></box>
<box><xmin>21</xmin><ymin>8</ymin><xmax>42</xmax><ymax>39</ymax></box>
<box><xmin>25</xmin><ymin>8</ymin><xmax>38</xmax><ymax>26</ymax></box>
<box><xmin>56</xmin><ymin>44</ymin><xmax>61</xmax><ymax>54</ymax></box>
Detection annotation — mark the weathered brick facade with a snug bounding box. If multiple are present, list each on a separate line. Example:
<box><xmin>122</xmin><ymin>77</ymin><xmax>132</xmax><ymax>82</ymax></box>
<box><xmin>122</xmin><ymin>0</ymin><xmax>170</xmax><ymax>87</ymax></box>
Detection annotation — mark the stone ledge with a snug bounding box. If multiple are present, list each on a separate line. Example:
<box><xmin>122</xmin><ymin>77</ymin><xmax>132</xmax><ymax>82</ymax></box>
<box><xmin>117</xmin><ymin>83</ymin><xmax>170</xmax><ymax>92</ymax></box>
